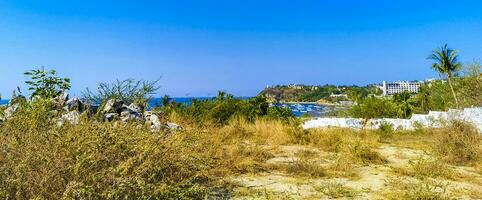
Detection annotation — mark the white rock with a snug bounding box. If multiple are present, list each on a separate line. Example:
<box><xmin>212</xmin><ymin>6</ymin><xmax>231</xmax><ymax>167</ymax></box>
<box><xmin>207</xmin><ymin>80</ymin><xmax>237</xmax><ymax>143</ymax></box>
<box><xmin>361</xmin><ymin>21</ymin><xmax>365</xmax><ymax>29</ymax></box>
<box><xmin>58</xmin><ymin>111</ymin><xmax>81</xmax><ymax>125</ymax></box>
<box><xmin>103</xmin><ymin>99</ymin><xmax>123</xmax><ymax>113</ymax></box>
<box><xmin>144</xmin><ymin>111</ymin><xmax>161</xmax><ymax>131</ymax></box>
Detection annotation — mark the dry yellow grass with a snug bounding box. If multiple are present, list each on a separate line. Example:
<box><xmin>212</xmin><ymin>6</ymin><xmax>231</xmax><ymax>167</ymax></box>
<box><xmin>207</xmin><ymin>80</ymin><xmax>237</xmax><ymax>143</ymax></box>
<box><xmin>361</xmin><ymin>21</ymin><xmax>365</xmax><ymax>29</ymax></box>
<box><xmin>1</xmin><ymin>101</ymin><xmax>481</xmax><ymax>199</ymax></box>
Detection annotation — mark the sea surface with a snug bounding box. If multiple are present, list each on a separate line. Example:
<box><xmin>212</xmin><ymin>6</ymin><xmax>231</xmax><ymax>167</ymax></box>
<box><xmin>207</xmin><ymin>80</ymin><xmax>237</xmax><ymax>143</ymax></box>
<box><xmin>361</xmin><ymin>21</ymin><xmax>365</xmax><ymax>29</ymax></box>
<box><xmin>1</xmin><ymin>97</ymin><xmax>326</xmax><ymax>117</ymax></box>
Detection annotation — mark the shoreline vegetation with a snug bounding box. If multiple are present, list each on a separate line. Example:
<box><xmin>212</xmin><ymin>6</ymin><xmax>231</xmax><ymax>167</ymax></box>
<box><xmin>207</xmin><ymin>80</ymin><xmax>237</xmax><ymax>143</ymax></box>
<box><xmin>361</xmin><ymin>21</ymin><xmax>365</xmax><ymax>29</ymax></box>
<box><xmin>0</xmin><ymin>45</ymin><xmax>481</xmax><ymax>199</ymax></box>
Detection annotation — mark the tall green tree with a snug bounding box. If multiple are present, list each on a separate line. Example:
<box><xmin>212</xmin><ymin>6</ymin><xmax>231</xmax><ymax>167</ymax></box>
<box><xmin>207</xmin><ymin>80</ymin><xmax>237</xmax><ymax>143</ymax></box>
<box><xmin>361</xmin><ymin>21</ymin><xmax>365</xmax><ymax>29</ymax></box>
<box><xmin>428</xmin><ymin>44</ymin><xmax>462</xmax><ymax>108</ymax></box>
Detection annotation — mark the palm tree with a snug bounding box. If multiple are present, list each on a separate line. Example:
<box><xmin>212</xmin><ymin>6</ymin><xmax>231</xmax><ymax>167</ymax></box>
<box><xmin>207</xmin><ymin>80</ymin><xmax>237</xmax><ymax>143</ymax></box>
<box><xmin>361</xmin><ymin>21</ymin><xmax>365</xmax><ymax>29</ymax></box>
<box><xmin>428</xmin><ymin>44</ymin><xmax>461</xmax><ymax>108</ymax></box>
<box><xmin>394</xmin><ymin>91</ymin><xmax>413</xmax><ymax>118</ymax></box>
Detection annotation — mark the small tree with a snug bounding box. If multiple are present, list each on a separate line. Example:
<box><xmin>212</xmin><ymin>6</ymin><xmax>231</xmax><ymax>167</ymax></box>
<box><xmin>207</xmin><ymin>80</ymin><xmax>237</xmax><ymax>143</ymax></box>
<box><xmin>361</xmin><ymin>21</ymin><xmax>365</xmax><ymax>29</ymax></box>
<box><xmin>24</xmin><ymin>67</ymin><xmax>71</xmax><ymax>99</ymax></box>
<box><xmin>393</xmin><ymin>91</ymin><xmax>414</xmax><ymax>118</ymax></box>
<box><xmin>82</xmin><ymin>78</ymin><xmax>161</xmax><ymax>106</ymax></box>
<box><xmin>428</xmin><ymin>44</ymin><xmax>462</xmax><ymax>108</ymax></box>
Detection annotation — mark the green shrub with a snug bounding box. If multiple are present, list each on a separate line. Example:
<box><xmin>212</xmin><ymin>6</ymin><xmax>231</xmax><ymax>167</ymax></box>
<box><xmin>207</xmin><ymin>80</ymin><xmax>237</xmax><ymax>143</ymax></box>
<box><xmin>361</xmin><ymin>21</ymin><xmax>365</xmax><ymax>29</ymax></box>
<box><xmin>24</xmin><ymin>67</ymin><xmax>71</xmax><ymax>99</ymax></box>
<box><xmin>378</xmin><ymin>121</ymin><xmax>395</xmax><ymax>140</ymax></box>
<box><xmin>166</xmin><ymin>94</ymin><xmax>292</xmax><ymax>125</ymax></box>
<box><xmin>267</xmin><ymin>106</ymin><xmax>295</xmax><ymax>121</ymax></box>
<box><xmin>349</xmin><ymin>96</ymin><xmax>399</xmax><ymax>120</ymax></box>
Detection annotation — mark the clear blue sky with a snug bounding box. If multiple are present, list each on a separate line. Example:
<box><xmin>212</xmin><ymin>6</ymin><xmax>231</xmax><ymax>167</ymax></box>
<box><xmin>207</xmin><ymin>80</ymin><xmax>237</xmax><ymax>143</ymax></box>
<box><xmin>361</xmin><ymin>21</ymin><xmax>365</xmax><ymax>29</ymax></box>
<box><xmin>1</xmin><ymin>0</ymin><xmax>482</xmax><ymax>97</ymax></box>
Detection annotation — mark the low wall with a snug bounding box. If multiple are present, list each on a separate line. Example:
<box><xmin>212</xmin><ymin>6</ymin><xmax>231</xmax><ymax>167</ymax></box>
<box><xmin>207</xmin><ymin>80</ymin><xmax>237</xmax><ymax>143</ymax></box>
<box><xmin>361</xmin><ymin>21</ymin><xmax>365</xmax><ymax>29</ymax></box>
<box><xmin>303</xmin><ymin>107</ymin><xmax>482</xmax><ymax>132</ymax></box>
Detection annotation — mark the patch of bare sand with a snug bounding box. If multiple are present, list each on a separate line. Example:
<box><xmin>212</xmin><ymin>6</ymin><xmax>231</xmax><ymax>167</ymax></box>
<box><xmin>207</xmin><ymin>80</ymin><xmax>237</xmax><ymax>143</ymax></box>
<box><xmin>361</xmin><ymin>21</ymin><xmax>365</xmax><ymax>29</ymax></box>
<box><xmin>231</xmin><ymin>145</ymin><xmax>391</xmax><ymax>199</ymax></box>
<box><xmin>376</xmin><ymin>145</ymin><xmax>429</xmax><ymax>167</ymax></box>
<box><xmin>265</xmin><ymin>145</ymin><xmax>331</xmax><ymax>166</ymax></box>
<box><xmin>230</xmin><ymin>144</ymin><xmax>482</xmax><ymax>199</ymax></box>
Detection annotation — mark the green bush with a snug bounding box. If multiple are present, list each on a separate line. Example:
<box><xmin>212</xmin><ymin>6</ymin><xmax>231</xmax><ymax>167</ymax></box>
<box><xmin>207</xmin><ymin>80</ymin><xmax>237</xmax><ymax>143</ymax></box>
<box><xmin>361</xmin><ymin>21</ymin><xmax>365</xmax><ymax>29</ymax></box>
<box><xmin>349</xmin><ymin>96</ymin><xmax>399</xmax><ymax>119</ymax></box>
<box><xmin>24</xmin><ymin>67</ymin><xmax>71</xmax><ymax>99</ymax></box>
<box><xmin>378</xmin><ymin>121</ymin><xmax>395</xmax><ymax>140</ymax></box>
<box><xmin>164</xmin><ymin>93</ymin><xmax>293</xmax><ymax>125</ymax></box>
<box><xmin>267</xmin><ymin>106</ymin><xmax>295</xmax><ymax>121</ymax></box>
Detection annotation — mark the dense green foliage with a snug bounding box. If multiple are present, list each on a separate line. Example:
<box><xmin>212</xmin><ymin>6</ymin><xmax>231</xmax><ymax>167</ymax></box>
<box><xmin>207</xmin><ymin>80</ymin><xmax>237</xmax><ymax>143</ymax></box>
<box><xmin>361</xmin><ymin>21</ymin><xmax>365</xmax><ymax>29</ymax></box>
<box><xmin>24</xmin><ymin>68</ymin><xmax>71</xmax><ymax>99</ymax></box>
<box><xmin>159</xmin><ymin>92</ymin><xmax>295</xmax><ymax>125</ymax></box>
<box><xmin>349</xmin><ymin>96</ymin><xmax>400</xmax><ymax>119</ymax></box>
<box><xmin>259</xmin><ymin>84</ymin><xmax>381</xmax><ymax>103</ymax></box>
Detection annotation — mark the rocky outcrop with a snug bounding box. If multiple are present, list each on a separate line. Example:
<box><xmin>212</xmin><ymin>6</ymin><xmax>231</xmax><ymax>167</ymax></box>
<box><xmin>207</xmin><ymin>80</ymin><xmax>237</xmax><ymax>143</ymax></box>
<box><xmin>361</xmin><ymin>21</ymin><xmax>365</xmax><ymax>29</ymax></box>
<box><xmin>1</xmin><ymin>93</ymin><xmax>178</xmax><ymax>132</ymax></box>
<box><xmin>144</xmin><ymin>111</ymin><xmax>161</xmax><ymax>131</ymax></box>
<box><xmin>58</xmin><ymin>111</ymin><xmax>81</xmax><ymax>125</ymax></box>
<box><xmin>100</xmin><ymin>99</ymin><xmax>145</xmax><ymax>123</ymax></box>
<box><xmin>105</xmin><ymin>113</ymin><xmax>119</xmax><ymax>122</ymax></box>
<box><xmin>65</xmin><ymin>97</ymin><xmax>84</xmax><ymax>112</ymax></box>
<box><xmin>102</xmin><ymin>99</ymin><xmax>124</xmax><ymax>114</ymax></box>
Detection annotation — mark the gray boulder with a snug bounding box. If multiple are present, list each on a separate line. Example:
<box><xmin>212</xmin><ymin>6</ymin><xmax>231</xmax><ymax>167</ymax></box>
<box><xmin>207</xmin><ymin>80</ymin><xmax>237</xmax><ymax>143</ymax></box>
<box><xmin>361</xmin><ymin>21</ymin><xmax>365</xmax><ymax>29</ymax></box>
<box><xmin>103</xmin><ymin>99</ymin><xmax>124</xmax><ymax>113</ymax></box>
<box><xmin>65</xmin><ymin>97</ymin><xmax>84</xmax><ymax>112</ymax></box>
<box><xmin>164</xmin><ymin>122</ymin><xmax>182</xmax><ymax>132</ymax></box>
<box><xmin>119</xmin><ymin>103</ymin><xmax>143</xmax><ymax>122</ymax></box>
<box><xmin>105</xmin><ymin>113</ymin><xmax>119</xmax><ymax>122</ymax></box>
<box><xmin>120</xmin><ymin>110</ymin><xmax>142</xmax><ymax>122</ymax></box>
<box><xmin>127</xmin><ymin>103</ymin><xmax>143</xmax><ymax>114</ymax></box>
<box><xmin>58</xmin><ymin>111</ymin><xmax>81</xmax><ymax>125</ymax></box>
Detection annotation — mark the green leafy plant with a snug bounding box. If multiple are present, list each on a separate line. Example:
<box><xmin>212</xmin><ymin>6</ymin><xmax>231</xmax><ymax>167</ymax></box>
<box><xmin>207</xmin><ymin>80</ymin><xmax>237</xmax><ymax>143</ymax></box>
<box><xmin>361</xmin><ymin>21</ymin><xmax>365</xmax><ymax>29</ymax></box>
<box><xmin>24</xmin><ymin>67</ymin><xmax>71</xmax><ymax>99</ymax></box>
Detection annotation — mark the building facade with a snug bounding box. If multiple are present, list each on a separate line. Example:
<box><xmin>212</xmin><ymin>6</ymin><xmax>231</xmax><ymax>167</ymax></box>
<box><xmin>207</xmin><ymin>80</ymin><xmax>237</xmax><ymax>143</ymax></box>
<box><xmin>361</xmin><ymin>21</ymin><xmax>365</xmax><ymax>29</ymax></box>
<box><xmin>379</xmin><ymin>81</ymin><xmax>423</xmax><ymax>96</ymax></box>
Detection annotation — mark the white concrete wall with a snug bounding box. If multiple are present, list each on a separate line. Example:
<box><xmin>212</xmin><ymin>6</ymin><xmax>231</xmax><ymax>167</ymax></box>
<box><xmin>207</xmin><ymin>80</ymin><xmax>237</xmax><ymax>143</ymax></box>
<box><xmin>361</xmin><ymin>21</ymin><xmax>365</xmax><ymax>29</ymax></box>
<box><xmin>303</xmin><ymin>107</ymin><xmax>482</xmax><ymax>132</ymax></box>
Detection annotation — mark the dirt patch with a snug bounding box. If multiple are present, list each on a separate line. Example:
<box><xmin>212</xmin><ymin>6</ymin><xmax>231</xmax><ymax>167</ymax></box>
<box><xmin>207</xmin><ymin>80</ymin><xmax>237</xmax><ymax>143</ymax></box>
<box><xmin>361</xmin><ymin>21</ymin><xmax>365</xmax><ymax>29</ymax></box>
<box><xmin>229</xmin><ymin>144</ymin><xmax>482</xmax><ymax>199</ymax></box>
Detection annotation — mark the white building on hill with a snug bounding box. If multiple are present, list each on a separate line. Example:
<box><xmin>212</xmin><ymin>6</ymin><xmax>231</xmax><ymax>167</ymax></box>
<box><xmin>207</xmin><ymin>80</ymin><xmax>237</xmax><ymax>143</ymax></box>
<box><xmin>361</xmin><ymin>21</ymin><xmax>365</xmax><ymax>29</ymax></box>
<box><xmin>378</xmin><ymin>81</ymin><xmax>423</xmax><ymax>96</ymax></box>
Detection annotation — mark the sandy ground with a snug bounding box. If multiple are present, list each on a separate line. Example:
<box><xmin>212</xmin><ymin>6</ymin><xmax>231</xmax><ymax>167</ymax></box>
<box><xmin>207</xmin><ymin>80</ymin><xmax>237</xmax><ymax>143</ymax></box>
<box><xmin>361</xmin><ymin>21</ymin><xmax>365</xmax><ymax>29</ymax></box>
<box><xmin>229</xmin><ymin>144</ymin><xmax>482</xmax><ymax>199</ymax></box>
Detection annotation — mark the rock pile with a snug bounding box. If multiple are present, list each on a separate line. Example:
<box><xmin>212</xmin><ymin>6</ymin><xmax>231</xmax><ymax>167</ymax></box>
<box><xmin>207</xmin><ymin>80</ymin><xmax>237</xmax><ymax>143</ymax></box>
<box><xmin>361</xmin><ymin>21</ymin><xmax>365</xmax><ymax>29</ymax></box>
<box><xmin>1</xmin><ymin>93</ymin><xmax>181</xmax><ymax>132</ymax></box>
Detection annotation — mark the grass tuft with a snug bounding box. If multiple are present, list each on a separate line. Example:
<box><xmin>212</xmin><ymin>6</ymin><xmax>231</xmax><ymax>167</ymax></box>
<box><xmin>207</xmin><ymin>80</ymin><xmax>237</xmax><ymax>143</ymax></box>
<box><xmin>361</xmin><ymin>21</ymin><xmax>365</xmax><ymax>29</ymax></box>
<box><xmin>315</xmin><ymin>181</ymin><xmax>358</xmax><ymax>198</ymax></box>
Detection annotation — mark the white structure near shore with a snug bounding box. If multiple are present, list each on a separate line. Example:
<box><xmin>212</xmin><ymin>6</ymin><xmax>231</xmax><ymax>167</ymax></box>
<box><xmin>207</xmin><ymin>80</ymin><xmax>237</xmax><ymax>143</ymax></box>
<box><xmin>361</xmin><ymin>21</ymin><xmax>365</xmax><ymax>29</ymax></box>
<box><xmin>378</xmin><ymin>81</ymin><xmax>423</xmax><ymax>96</ymax></box>
<box><xmin>303</xmin><ymin>107</ymin><xmax>482</xmax><ymax>132</ymax></box>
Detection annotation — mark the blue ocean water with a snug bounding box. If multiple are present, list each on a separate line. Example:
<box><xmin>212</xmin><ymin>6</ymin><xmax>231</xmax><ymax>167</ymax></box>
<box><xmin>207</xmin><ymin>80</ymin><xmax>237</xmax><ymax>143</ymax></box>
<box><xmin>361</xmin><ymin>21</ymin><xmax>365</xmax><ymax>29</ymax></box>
<box><xmin>0</xmin><ymin>97</ymin><xmax>325</xmax><ymax>117</ymax></box>
<box><xmin>0</xmin><ymin>100</ymin><xmax>8</xmax><ymax>105</ymax></box>
<box><xmin>149</xmin><ymin>97</ymin><xmax>216</xmax><ymax>107</ymax></box>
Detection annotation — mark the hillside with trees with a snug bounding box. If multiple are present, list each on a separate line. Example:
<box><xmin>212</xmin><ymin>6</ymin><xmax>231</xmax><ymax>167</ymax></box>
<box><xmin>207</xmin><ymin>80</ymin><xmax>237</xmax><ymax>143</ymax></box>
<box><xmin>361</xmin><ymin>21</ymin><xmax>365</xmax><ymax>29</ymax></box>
<box><xmin>259</xmin><ymin>84</ymin><xmax>381</xmax><ymax>103</ymax></box>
